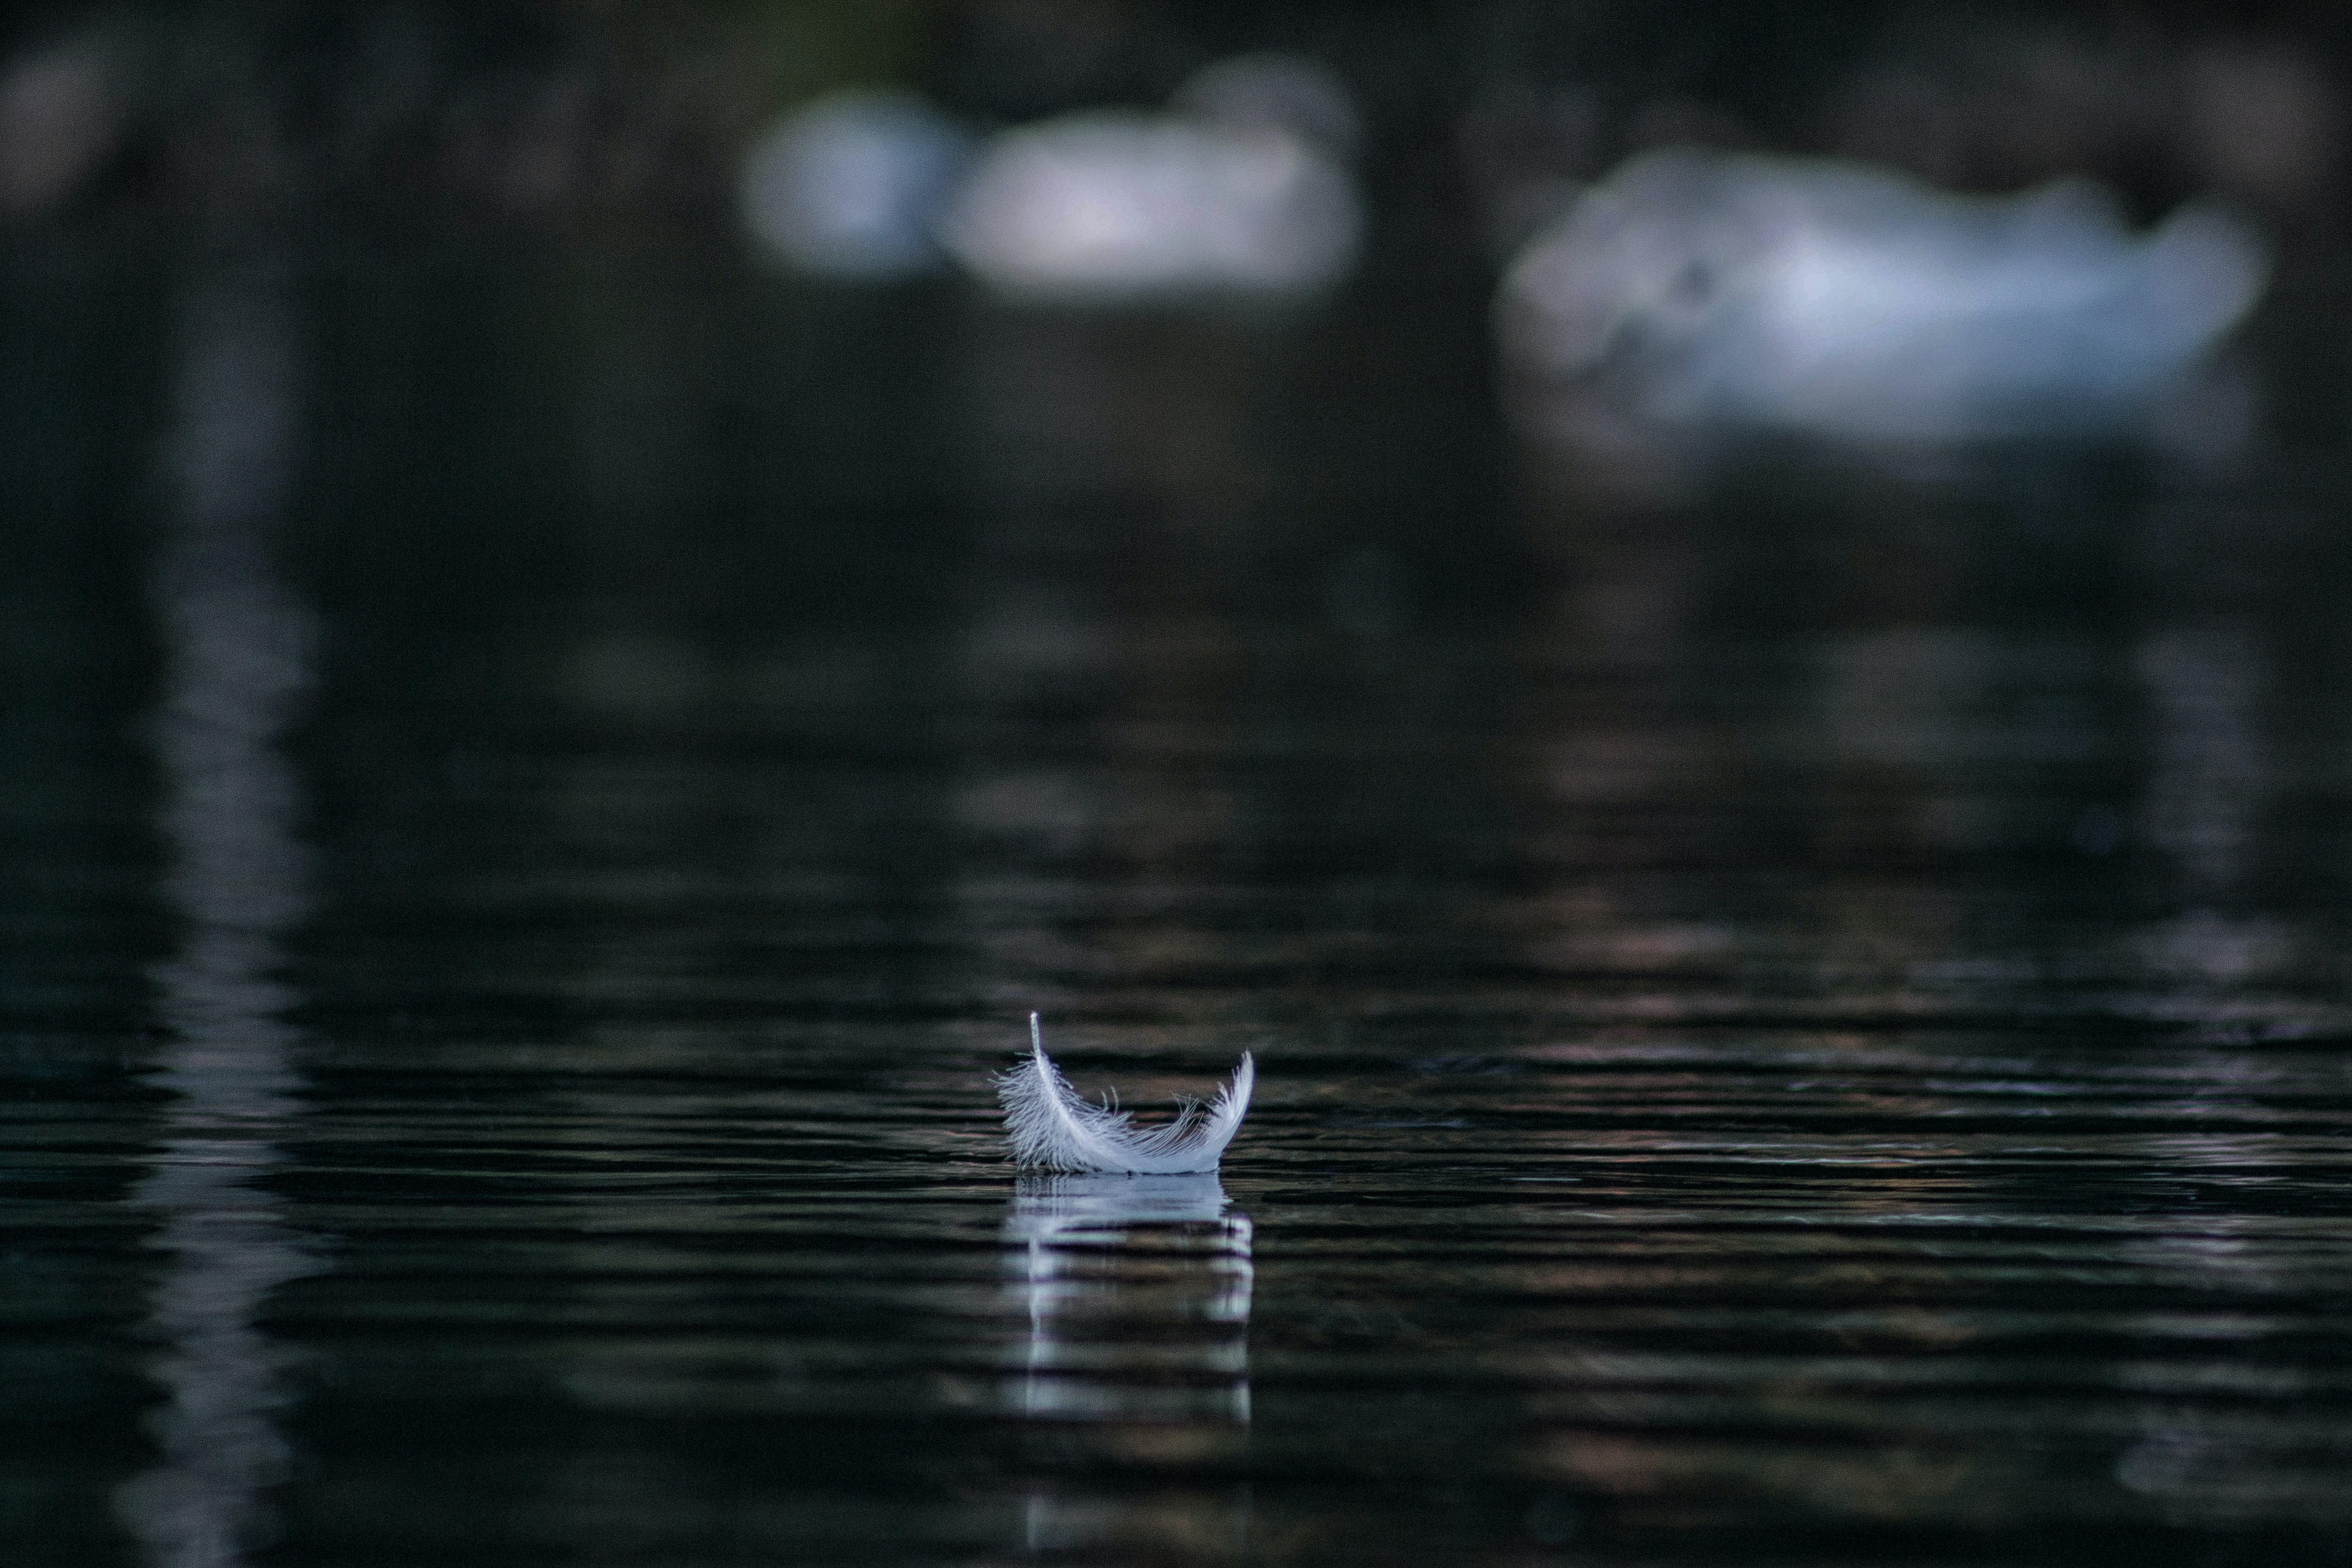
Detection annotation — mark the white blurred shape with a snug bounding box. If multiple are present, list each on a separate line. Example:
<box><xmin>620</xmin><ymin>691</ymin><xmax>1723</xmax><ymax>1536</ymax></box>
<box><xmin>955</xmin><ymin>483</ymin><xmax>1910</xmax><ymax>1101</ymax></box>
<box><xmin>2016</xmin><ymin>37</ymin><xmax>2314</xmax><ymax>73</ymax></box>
<box><xmin>942</xmin><ymin>56</ymin><xmax>1362</xmax><ymax>302</ymax></box>
<box><xmin>1499</xmin><ymin>146</ymin><xmax>2269</xmax><ymax>442</ymax></box>
<box><xmin>738</xmin><ymin>89</ymin><xmax>972</xmax><ymax>280</ymax></box>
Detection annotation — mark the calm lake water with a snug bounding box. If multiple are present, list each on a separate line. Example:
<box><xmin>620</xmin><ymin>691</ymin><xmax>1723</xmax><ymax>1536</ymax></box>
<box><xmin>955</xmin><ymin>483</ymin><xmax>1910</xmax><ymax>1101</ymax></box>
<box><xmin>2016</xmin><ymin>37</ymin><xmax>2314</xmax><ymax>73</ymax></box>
<box><xmin>8</xmin><ymin>250</ymin><xmax>2352</xmax><ymax>1566</ymax></box>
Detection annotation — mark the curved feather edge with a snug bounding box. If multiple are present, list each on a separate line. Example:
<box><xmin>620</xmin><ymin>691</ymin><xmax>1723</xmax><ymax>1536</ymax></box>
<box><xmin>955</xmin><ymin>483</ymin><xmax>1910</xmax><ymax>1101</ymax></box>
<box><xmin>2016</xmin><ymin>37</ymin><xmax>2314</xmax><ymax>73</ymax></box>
<box><xmin>997</xmin><ymin>1014</ymin><xmax>1254</xmax><ymax>1173</ymax></box>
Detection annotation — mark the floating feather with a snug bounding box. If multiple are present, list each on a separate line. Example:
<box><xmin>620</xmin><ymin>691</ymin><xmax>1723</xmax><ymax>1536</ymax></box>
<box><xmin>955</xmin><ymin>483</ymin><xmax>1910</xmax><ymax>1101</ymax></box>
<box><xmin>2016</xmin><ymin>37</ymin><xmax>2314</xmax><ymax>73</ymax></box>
<box><xmin>998</xmin><ymin>1014</ymin><xmax>1254</xmax><ymax>1173</ymax></box>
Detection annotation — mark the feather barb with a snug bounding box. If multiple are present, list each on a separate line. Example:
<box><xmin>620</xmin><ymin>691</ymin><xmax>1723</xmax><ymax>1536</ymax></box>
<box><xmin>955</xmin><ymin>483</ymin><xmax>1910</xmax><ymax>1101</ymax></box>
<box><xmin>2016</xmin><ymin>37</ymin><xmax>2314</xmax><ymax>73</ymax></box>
<box><xmin>997</xmin><ymin>1013</ymin><xmax>1254</xmax><ymax>1174</ymax></box>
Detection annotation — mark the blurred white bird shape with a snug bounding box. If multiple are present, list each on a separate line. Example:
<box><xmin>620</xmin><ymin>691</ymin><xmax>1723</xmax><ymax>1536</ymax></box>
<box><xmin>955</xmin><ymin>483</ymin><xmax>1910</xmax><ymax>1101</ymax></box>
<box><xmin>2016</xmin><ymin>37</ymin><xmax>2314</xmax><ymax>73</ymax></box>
<box><xmin>1498</xmin><ymin>146</ymin><xmax>2270</xmax><ymax>442</ymax></box>
<box><xmin>940</xmin><ymin>53</ymin><xmax>1363</xmax><ymax>300</ymax></box>
<box><xmin>999</xmin><ymin>1014</ymin><xmax>1255</xmax><ymax>1173</ymax></box>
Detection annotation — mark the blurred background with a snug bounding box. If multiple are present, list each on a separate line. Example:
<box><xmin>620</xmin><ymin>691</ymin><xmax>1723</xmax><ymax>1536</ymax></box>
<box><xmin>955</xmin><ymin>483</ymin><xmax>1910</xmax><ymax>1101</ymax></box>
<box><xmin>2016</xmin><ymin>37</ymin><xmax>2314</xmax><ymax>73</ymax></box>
<box><xmin>14</xmin><ymin>4</ymin><xmax>2352</xmax><ymax>1567</ymax></box>
<box><xmin>0</xmin><ymin>0</ymin><xmax>2346</xmax><ymax>250</ymax></box>
<box><xmin>4</xmin><ymin>0</ymin><xmax>2347</xmax><ymax>691</ymax></box>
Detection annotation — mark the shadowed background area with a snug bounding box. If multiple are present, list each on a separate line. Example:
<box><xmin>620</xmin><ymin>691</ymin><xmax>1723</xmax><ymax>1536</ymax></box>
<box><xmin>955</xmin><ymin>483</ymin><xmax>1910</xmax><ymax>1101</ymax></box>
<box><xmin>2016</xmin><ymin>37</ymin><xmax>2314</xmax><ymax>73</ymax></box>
<box><xmin>7</xmin><ymin>4</ymin><xmax>2352</xmax><ymax>1567</ymax></box>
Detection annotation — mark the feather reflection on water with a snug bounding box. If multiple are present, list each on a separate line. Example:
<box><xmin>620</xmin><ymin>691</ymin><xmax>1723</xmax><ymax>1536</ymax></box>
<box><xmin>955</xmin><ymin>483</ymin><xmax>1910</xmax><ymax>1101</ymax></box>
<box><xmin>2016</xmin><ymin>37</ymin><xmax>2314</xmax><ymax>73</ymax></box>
<box><xmin>1002</xmin><ymin>1172</ymin><xmax>1253</xmax><ymax>1424</ymax></box>
<box><xmin>1002</xmin><ymin>1173</ymin><xmax>1255</xmax><ymax>1559</ymax></box>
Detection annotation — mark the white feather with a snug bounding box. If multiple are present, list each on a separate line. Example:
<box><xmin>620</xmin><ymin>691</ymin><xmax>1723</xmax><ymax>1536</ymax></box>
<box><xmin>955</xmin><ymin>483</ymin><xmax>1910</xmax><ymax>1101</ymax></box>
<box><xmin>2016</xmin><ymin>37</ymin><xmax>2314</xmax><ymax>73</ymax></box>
<box><xmin>997</xmin><ymin>1014</ymin><xmax>1255</xmax><ymax>1174</ymax></box>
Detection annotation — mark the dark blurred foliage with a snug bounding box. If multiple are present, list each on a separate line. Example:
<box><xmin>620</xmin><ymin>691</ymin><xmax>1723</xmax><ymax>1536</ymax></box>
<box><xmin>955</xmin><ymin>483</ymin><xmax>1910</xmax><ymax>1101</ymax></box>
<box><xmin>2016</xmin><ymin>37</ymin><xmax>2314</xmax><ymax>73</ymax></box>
<box><xmin>2</xmin><ymin>0</ymin><xmax>2349</xmax><ymax>260</ymax></box>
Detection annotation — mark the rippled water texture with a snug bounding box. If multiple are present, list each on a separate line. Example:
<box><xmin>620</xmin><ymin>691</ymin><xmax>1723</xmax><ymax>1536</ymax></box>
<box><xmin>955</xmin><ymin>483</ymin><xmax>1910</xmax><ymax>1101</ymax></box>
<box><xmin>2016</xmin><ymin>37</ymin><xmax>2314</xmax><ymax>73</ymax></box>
<box><xmin>8</xmin><ymin>256</ymin><xmax>2352</xmax><ymax>1566</ymax></box>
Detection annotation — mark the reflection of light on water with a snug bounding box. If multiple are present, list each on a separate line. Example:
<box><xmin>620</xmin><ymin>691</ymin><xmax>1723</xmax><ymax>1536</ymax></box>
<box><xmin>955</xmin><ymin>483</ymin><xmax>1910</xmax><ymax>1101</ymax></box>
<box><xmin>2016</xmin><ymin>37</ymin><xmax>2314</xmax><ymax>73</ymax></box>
<box><xmin>1003</xmin><ymin>1173</ymin><xmax>1252</xmax><ymax>1424</ymax></box>
<box><xmin>2110</xmin><ymin>1192</ymin><xmax>2326</xmax><ymax>1525</ymax></box>
<box><xmin>2138</xmin><ymin>624</ymin><xmax>2265</xmax><ymax>898</ymax></box>
<box><xmin>2135</xmin><ymin>624</ymin><xmax>2289</xmax><ymax>1013</ymax></box>
<box><xmin>114</xmin><ymin>280</ymin><xmax>321</xmax><ymax>1568</ymax></box>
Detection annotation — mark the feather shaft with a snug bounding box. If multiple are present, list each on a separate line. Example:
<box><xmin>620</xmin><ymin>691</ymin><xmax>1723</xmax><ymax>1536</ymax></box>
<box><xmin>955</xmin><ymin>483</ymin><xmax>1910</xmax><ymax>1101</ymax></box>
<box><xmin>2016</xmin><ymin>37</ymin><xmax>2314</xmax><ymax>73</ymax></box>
<box><xmin>997</xmin><ymin>1013</ymin><xmax>1253</xmax><ymax>1173</ymax></box>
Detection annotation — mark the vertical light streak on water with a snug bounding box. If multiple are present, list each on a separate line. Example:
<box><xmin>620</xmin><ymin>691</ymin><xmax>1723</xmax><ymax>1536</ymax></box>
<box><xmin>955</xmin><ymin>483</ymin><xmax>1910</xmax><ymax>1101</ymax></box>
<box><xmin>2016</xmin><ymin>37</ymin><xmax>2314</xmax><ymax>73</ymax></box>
<box><xmin>2135</xmin><ymin>622</ymin><xmax>2283</xmax><ymax>1010</ymax></box>
<box><xmin>113</xmin><ymin>278</ymin><xmax>321</xmax><ymax>1568</ymax></box>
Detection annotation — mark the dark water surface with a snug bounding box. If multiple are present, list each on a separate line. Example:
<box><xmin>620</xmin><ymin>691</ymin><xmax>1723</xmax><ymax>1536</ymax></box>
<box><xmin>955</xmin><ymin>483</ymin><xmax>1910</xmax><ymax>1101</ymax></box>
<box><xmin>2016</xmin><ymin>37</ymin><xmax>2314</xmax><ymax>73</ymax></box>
<box><xmin>9</xmin><ymin>252</ymin><xmax>2352</xmax><ymax>1566</ymax></box>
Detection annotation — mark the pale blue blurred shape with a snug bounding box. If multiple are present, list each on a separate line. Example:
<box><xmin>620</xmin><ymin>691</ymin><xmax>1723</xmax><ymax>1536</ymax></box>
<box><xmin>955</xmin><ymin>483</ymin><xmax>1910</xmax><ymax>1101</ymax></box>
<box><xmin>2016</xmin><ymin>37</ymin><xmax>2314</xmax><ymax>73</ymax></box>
<box><xmin>941</xmin><ymin>54</ymin><xmax>1362</xmax><ymax>302</ymax></box>
<box><xmin>738</xmin><ymin>89</ymin><xmax>972</xmax><ymax>281</ymax></box>
<box><xmin>1499</xmin><ymin>147</ymin><xmax>2270</xmax><ymax>442</ymax></box>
